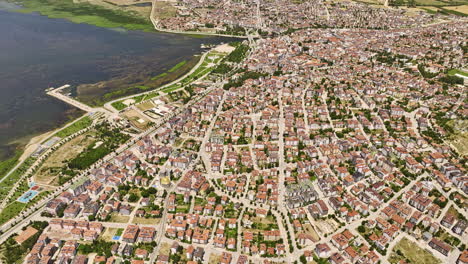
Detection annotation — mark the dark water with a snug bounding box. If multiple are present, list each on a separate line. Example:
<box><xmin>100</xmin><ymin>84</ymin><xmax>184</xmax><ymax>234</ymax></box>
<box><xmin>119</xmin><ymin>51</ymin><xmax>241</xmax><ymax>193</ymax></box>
<box><xmin>0</xmin><ymin>3</ymin><xmax>229</xmax><ymax>160</ymax></box>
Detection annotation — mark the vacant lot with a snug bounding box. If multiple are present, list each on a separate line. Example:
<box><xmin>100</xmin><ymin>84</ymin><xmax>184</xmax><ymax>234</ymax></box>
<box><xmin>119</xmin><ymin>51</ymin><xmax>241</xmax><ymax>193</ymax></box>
<box><xmin>109</xmin><ymin>213</ymin><xmax>130</xmax><ymax>223</ymax></box>
<box><xmin>447</xmin><ymin>119</ymin><xmax>468</xmax><ymax>156</ymax></box>
<box><xmin>152</xmin><ymin>1</ymin><xmax>177</xmax><ymax>20</ymax></box>
<box><xmin>136</xmin><ymin>100</ymin><xmax>156</xmax><ymax>111</ymax></box>
<box><xmin>303</xmin><ymin>223</ymin><xmax>320</xmax><ymax>242</ymax></box>
<box><xmin>132</xmin><ymin>217</ymin><xmax>160</xmax><ymax>225</ymax></box>
<box><xmin>34</xmin><ymin>132</ymin><xmax>95</xmax><ymax>186</ymax></box>
<box><xmin>101</xmin><ymin>227</ymin><xmax>118</xmax><ymax>241</ymax></box>
<box><xmin>208</xmin><ymin>253</ymin><xmax>221</xmax><ymax>264</ymax></box>
<box><xmin>122</xmin><ymin>109</ymin><xmax>151</xmax><ymax>130</ymax></box>
<box><xmin>390</xmin><ymin>237</ymin><xmax>441</xmax><ymax>264</ymax></box>
<box><xmin>314</xmin><ymin>219</ymin><xmax>340</xmax><ymax>236</ymax></box>
<box><xmin>159</xmin><ymin>242</ymin><xmax>171</xmax><ymax>255</ymax></box>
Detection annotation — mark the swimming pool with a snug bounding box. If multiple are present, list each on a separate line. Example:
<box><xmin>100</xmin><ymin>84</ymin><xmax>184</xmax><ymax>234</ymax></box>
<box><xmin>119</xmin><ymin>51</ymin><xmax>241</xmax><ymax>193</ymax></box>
<box><xmin>112</xmin><ymin>236</ymin><xmax>121</xmax><ymax>241</ymax></box>
<box><xmin>17</xmin><ymin>190</ymin><xmax>39</xmax><ymax>203</ymax></box>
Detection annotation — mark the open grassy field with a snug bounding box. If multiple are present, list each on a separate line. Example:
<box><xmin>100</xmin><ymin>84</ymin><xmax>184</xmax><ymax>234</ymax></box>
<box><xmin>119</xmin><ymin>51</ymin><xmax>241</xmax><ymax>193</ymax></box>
<box><xmin>0</xmin><ymin>151</ymin><xmax>22</xmax><ymax>180</ymax></box>
<box><xmin>34</xmin><ymin>132</ymin><xmax>96</xmax><ymax>186</ymax></box>
<box><xmin>446</xmin><ymin>119</ymin><xmax>468</xmax><ymax>156</ymax></box>
<box><xmin>152</xmin><ymin>0</ymin><xmax>177</xmax><ymax>20</ymax></box>
<box><xmin>132</xmin><ymin>217</ymin><xmax>160</xmax><ymax>224</ymax></box>
<box><xmin>136</xmin><ymin>100</ymin><xmax>156</xmax><ymax>111</ymax></box>
<box><xmin>448</xmin><ymin>68</ymin><xmax>468</xmax><ymax>77</ymax></box>
<box><xmin>355</xmin><ymin>0</ymin><xmax>468</xmax><ymax>15</ymax></box>
<box><xmin>0</xmin><ymin>189</ymin><xmax>50</xmax><ymax>225</ymax></box>
<box><xmin>83</xmin><ymin>0</ymin><xmax>152</xmax><ymax>18</ymax></box>
<box><xmin>208</xmin><ymin>253</ymin><xmax>222</xmax><ymax>264</ymax></box>
<box><xmin>387</xmin><ymin>0</ymin><xmax>468</xmax><ymax>6</ymax></box>
<box><xmin>54</xmin><ymin>116</ymin><xmax>93</xmax><ymax>138</ymax></box>
<box><xmin>101</xmin><ymin>227</ymin><xmax>118</xmax><ymax>241</ymax></box>
<box><xmin>390</xmin><ymin>237</ymin><xmax>441</xmax><ymax>264</ymax></box>
<box><xmin>109</xmin><ymin>213</ymin><xmax>130</xmax><ymax>223</ymax></box>
<box><xmin>441</xmin><ymin>4</ymin><xmax>468</xmax><ymax>14</ymax></box>
<box><xmin>0</xmin><ymin>157</ymin><xmax>35</xmax><ymax>202</ymax></box>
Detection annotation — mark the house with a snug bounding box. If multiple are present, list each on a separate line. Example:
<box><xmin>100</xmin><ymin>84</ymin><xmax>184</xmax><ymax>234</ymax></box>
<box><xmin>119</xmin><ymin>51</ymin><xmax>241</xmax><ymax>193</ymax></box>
<box><xmin>315</xmin><ymin>243</ymin><xmax>331</xmax><ymax>258</ymax></box>
<box><xmin>123</xmin><ymin>225</ymin><xmax>139</xmax><ymax>243</ymax></box>
<box><xmin>429</xmin><ymin>238</ymin><xmax>452</xmax><ymax>256</ymax></box>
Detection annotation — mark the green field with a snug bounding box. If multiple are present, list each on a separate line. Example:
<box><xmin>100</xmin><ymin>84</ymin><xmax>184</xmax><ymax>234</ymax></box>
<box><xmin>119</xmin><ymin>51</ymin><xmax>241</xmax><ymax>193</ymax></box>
<box><xmin>448</xmin><ymin>68</ymin><xmax>468</xmax><ymax>77</ymax></box>
<box><xmin>54</xmin><ymin>116</ymin><xmax>93</xmax><ymax>138</ymax></box>
<box><xmin>0</xmin><ymin>157</ymin><xmax>35</xmax><ymax>203</ymax></box>
<box><xmin>0</xmin><ymin>151</ymin><xmax>22</xmax><ymax>180</ymax></box>
<box><xmin>12</xmin><ymin>0</ymin><xmax>154</xmax><ymax>31</ymax></box>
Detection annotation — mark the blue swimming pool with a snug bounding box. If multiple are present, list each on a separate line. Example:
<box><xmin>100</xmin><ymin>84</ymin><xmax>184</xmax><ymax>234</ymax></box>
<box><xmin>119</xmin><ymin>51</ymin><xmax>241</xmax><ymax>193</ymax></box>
<box><xmin>112</xmin><ymin>236</ymin><xmax>121</xmax><ymax>241</ymax></box>
<box><xmin>17</xmin><ymin>190</ymin><xmax>39</xmax><ymax>203</ymax></box>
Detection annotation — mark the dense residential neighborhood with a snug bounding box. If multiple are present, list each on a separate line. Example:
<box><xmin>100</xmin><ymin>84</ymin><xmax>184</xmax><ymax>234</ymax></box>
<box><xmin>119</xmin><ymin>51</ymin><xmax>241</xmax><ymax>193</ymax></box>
<box><xmin>0</xmin><ymin>0</ymin><xmax>467</xmax><ymax>264</ymax></box>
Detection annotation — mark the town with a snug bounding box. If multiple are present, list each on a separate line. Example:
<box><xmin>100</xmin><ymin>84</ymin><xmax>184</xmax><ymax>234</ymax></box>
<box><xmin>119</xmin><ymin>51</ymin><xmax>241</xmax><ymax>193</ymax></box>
<box><xmin>0</xmin><ymin>0</ymin><xmax>467</xmax><ymax>264</ymax></box>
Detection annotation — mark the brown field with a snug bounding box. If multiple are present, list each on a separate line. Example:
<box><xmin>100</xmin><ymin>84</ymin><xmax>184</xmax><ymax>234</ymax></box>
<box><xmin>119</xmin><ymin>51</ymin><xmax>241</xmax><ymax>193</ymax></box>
<box><xmin>101</xmin><ymin>228</ymin><xmax>118</xmax><ymax>241</ymax></box>
<box><xmin>159</xmin><ymin>242</ymin><xmax>171</xmax><ymax>255</ymax></box>
<box><xmin>81</xmin><ymin>0</ymin><xmax>152</xmax><ymax>18</ymax></box>
<box><xmin>132</xmin><ymin>217</ymin><xmax>161</xmax><ymax>225</ymax></box>
<box><xmin>303</xmin><ymin>223</ymin><xmax>320</xmax><ymax>242</ymax></box>
<box><xmin>109</xmin><ymin>213</ymin><xmax>130</xmax><ymax>223</ymax></box>
<box><xmin>34</xmin><ymin>132</ymin><xmax>96</xmax><ymax>186</ymax></box>
<box><xmin>122</xmin><ymin>109</ymin><xmax>151</xmax><ymax>130</ymax></box>
<box><xmin>252</xmin><ymin>215</ymin><xmax>277</xmax><ymax>226</ymax></box>
<box><xmin>153</xmin><ymin>1</ymin><xmax>177</xmax><ymax>20</ymax></box>
<box><xmin>389</xmin><ymin>237</ymin><xmax>441</xmax><ymax>264</ymax></box>
<box><xmin>444</xmin><ymin>5</ymin><xmax>468</xmax><ymax>14</ymax></box>
<box><xmin>208</xmin><ymin>253</ymin><xmax>221</xmax><ymax>264</ymax></box>
<box><xmin>136</xmin><ymin>100</ymin><xmax>156</xmax><ymax>111</ymax></box>
<box><xmin>314</xmin><ymin>219</ymin><xmax>340</xmax><ymax>236</ymax></box>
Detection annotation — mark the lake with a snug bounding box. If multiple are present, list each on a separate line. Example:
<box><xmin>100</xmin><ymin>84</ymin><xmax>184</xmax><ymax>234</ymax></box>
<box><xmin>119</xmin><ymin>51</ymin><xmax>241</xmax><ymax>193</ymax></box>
<box><xmin>0</xmin><ymin>2</ymin><xmax>229</xmax><ymax>160</ymax></box>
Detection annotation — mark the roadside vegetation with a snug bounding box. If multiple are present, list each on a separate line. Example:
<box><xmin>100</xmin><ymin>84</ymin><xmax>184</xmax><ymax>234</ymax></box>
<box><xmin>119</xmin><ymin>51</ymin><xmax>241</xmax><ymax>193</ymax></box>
<box><xmin>12</xmin><ymin>0</ymin><xmax>154</xmax><ymax>31</ymax></box>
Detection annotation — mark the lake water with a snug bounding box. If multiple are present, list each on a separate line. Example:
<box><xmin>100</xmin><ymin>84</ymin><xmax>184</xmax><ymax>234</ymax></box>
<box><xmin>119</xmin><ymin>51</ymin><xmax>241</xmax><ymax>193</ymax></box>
<box><xmin>0</xmin><ymin>2</ymin><xmax>229</xmax><ymax>160</ymax></box>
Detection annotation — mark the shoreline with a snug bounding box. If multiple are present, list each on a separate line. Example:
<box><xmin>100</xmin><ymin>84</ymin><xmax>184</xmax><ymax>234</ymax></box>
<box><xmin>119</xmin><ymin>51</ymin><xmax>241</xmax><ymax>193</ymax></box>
<box><xmin>0</xmin><ymin>0</ymin><xmax>242</xmax><ymax>165</ymax></box>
